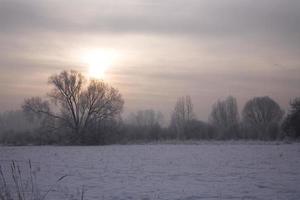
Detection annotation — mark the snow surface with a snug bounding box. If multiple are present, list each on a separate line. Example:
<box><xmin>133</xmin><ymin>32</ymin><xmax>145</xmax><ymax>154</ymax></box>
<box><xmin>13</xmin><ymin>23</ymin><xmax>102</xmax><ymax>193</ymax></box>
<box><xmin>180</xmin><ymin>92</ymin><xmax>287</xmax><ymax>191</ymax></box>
<box><xmin>1</xmin><ymin>143</ymin><xmax>300</xmax><ymax>199</ymax></box>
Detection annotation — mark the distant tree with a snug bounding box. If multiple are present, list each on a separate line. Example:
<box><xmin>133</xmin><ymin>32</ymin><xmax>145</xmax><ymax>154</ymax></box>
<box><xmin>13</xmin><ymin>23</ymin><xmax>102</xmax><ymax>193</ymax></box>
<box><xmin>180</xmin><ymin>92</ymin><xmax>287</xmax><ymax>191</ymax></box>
<box><xmin>0</xmin><ymin>110</ymin><xmax>43</xmax><ymax>145</ymax></box>
<box><xmin>22</xmin><ymin>70</ymin><xmax>124</xmax><ymax>143</ymax></box>
<box><xmin>170</xmin><ymin>95</ymin><xmax>195</xmax><ymax>139</ymax></box>
<box><xmin>242</xmin><ymin>96</ymin><xmax>284</xmax><ymax>140</ymax></box>
<box><xmin>282</xmin><ymin>98</ymin><xmax>300</xmax><ymax>138</ymax></box>
<box><xmin>185</xmin><ymin>120</ymin><xmax>215</xmax><ymax>140</ymax></box>
<box><xmin>126</xmin><ymin>109</ymin><xmax>163</xmax><ymax>141</ymax></box>
<box><xmin>130</xmin><ymin>109</ymin><xmax>163</xmax><ymax>128</ymax></box>
<box><xmin>0</xmin><ymin>110</ymin><xmax>39</xmax><ymax>132</ymax></box>
<box><xmin>209</xmin><ymin>96</ymin><xmax>240</xmax><ymax>139</ymax></box>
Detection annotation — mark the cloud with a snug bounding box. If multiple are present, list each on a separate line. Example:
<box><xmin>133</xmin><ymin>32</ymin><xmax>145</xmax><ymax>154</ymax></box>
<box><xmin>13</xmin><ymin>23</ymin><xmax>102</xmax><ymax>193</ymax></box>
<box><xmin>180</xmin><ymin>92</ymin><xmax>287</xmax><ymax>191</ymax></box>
<box><xmin>0</xmin><ymin>0</ymin><xmax>51</xmax><ymax>32</ymax></box>
<box><xmin>1</xmin><ymin>0</ymin><xmax>300</xmax><ymax>40</ymax></box>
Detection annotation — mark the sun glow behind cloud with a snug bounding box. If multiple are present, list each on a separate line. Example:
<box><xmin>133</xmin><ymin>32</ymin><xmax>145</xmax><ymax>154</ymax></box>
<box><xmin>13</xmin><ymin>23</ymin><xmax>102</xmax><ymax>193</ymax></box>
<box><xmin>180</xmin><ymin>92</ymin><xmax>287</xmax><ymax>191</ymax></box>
<box><xmin>80</xmin><ymin>49</ymin><xmax>118</xmax><ymax>79</ymax></box>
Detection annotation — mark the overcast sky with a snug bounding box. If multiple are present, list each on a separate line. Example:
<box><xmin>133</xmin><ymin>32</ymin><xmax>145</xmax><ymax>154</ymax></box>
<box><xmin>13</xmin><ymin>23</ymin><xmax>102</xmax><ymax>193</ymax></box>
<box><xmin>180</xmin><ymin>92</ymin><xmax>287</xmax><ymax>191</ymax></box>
<box><xmin>0</xmin><ymin>0</ymin><xmax>300</xmax><ymax>121</ymax></box>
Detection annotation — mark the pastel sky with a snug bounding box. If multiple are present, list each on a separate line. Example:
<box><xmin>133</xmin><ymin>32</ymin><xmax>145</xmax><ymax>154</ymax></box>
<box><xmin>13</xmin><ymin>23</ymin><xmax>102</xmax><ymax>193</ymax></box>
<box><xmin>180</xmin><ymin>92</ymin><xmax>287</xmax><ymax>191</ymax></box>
<box><xmin>0</xmin><ymin>0</ymin><xmax>300</xmax><ymax>121</ymax></box>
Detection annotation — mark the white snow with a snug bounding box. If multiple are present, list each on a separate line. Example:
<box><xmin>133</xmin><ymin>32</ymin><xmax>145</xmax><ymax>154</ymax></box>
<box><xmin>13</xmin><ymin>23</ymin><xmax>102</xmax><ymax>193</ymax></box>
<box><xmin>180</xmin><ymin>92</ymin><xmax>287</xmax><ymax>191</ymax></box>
<box><xmin>1</xmin><ymin>143</ymin><xmax>300</xmax><ymax>199</ymax></box>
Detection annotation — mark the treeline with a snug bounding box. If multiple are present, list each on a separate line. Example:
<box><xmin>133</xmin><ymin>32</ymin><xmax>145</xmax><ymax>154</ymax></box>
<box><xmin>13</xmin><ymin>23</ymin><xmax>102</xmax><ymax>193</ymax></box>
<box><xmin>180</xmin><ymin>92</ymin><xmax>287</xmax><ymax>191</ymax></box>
<box><xmin>0</xmin><ymin>70</ymin><xmax>299</xmax><ymax>145</ymax></box>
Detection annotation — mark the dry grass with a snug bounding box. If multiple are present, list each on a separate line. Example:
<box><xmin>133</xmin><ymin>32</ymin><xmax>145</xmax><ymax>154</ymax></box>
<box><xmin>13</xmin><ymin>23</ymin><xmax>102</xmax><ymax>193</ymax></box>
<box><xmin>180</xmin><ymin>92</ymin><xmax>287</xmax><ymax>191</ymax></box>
<box><xmin>0</xmin><ymin>160</ymin><xmax>84</xmax><ymax>200</ymax></box>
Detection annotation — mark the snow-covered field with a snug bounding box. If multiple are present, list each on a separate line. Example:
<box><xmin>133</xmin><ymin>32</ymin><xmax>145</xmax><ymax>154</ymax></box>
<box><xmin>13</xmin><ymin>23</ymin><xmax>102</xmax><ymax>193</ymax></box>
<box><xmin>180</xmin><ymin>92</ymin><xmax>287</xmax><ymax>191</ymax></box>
<box><xmin>1</xmin><ymin>143</ymin><xmax>300</xmax><ymax>199</ymax></box>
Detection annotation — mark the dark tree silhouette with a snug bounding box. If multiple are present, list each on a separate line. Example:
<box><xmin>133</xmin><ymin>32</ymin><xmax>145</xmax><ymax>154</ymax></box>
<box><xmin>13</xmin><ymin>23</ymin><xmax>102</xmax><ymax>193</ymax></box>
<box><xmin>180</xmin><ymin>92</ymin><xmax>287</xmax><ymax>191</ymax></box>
<box><xmin>210</xmin><ymin>96</ymin><xmax>240</xmax><ymax>139</ymax></box>
<box><xmin>282</xmin><ymin>98</ymin><xmax>300</xmax><ymax>138</ymax></box>
<box><xmin>242</xmin><ymin>96</ymin><xmax>284</xmax><ymax>140</ymax></box>
<box><xmin>22</xmin><ymin>70</ymin><xmax>124</xmax><ymax>143</ymax></box>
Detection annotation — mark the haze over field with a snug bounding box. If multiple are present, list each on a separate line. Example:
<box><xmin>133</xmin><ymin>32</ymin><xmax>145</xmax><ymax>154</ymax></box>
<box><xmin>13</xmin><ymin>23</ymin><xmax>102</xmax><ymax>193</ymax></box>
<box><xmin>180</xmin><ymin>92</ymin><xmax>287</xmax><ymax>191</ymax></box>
<box><xmin>1</xmin><ymin>0</ymin><xmax>300</xmax><ymax>120</ymax></box>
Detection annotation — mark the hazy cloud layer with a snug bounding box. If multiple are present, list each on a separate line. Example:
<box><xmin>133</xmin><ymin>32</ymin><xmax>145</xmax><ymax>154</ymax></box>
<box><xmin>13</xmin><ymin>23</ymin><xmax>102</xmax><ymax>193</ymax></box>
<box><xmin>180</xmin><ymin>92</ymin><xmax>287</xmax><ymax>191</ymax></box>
<box><xmin>0</xmin><ymin>0</ymin><xmax>300</xmax><ymax>120</ymax></box>
<box><xmin>1</xmin><ymin>0</ymin><xmax>300</xmax><ymax>37</ymax></box>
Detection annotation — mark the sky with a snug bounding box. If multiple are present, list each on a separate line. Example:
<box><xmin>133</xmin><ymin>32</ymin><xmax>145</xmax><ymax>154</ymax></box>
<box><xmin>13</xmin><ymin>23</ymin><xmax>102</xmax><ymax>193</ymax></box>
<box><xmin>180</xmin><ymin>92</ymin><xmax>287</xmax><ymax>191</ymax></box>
<box><xmin>0</xmin><ymin>0</ymin><xmax>300</xmax><ymax>121</ymax></box>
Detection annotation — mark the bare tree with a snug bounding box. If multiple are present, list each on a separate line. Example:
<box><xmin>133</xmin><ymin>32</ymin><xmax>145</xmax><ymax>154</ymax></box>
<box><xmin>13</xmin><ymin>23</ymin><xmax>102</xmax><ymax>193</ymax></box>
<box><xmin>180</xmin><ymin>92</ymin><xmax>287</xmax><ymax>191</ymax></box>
<box><xmin>22</xmin><ymin>70</ymin><xmax>124</xmax><ymax>143</ymax></box>
<box><xmin>242</xmin><ymin>96</ymin><xmax>284</xmax><ymax>140</ymax></box>
<box><xmin>170</xmin><ymin>95</ymin><xmax>195</xmax><ymax>139</ymax></box>
<box><xmin>210</xmin><ymin>96</ymin><xmax>239</xmax><ymax>139</ymax></box>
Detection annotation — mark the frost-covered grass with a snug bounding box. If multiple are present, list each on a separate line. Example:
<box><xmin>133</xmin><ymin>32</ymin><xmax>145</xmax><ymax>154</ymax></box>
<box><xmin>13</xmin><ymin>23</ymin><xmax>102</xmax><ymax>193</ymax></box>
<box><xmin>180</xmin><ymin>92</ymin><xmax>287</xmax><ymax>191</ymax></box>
<box><xmin>0</xmin><ymin>160</ymin><xmax>80</xmax><ymax>200</ymax></box>
<box><xmin>0</xmin><ymin>143</ymin><xmax>300</xmax><ymax>200</ymax></box>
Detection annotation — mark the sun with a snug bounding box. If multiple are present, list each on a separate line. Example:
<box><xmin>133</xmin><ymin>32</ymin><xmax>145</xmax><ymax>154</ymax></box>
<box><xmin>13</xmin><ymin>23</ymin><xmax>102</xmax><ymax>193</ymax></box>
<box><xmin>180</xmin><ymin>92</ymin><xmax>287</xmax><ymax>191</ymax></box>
<box><xmin>80</xmin><ymin>49</ymin><xmax>117</xmax><ymax>79</ymax></box>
